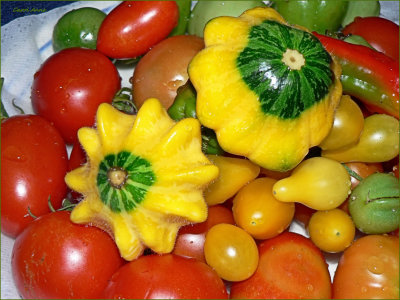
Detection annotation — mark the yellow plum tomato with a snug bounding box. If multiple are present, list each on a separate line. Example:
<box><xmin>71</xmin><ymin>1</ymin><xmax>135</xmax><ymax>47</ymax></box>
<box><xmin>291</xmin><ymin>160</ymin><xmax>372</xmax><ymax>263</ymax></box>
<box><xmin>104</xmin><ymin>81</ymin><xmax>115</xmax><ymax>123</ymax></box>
<box><xmin>233</xmin><ymin>177</ymin><xmax>295</xmax><ymax>240</ymax></box>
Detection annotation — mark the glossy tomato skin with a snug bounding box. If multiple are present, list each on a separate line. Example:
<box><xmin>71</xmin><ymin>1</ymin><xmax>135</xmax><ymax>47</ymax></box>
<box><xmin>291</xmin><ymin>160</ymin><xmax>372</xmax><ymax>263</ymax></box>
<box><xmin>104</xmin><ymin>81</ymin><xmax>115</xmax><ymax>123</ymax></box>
<box><xmin>102</xmin><ymin>254</ymin><xmax>229</xmax><ymax>299</ymax></box>
<box><xmin>173</xmin><ymin>205</ymin><xmax>235</xmax><ymax>263</ymax></box>
<box><xmin>31</xmin><ymin>47</ymin><xmax>121</xmax><ymax>144</ymax></box>
<box><xmin>230</xmin><ymin>231</ymin><xmax>332</xmax><ymax>299</ymax></box>
<box><xmin>96</xmin><ymin>1</ymin><xmax>179</xmax><ymax>59</ymax></box>
<box><xmin>12</xmin><ymin>211</ymin><xmax>125</xmax><ymax>299</ymax></box>
<box><xmin>342</xmin><ymin>16</ymin><xmax>399</xmax><ymax>61</ymax></box>
<box><xmin>132</xmin><ymin>34</ymin><xmax>204</xmax><ymax>109</ymax></box>
<box><xmin>1</xmin><ymin>115</ymin><xmax>68</xmax><ymax>238</ymax></box>
<box><xmin>333</xmin><ymin>234</ymin><xmax>399</xmax><ymax>299</ymax></box>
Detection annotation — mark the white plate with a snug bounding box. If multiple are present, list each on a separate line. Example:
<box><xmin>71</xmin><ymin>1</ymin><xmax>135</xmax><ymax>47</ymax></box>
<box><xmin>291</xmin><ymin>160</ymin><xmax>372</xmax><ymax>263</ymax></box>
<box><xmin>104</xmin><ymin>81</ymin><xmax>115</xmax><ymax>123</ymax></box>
<box><xmin>1</xmin><ymin>1</ymin><xmax>399</xmax><ymax>299</ymax></box>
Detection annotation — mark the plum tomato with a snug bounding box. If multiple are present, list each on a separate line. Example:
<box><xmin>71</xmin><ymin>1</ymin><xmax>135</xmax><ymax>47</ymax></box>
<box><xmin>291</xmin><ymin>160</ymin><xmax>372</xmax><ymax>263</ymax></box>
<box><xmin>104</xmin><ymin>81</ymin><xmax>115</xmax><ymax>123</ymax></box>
<box><xmin>204</xmin><ymin>224</ymin><xmax>259</xmax><ymax>282</ymax></box>
<box><xmin>1</xmin><ymin>115</ymin><xmax>68</xmax><ymax>238</ymax></box>
<box><xmin>232</xmin><ymin>177</ymin><xmax>295</xmax><ymax>240</ymax></box>
<box><xmin>52</xmin><ymin>7</ymin><xmax>106</xmax><ymax>52</ymax></box>
<box><xmin>11</xmin><ymin>211</ymin><xmax>125</xmax><ymax>299</ymax></box>
<box><xmin>333</xmin><ymin>234</ymin><xmax>399</xmax><ymax>299</ymax></box>
<box><xmin>31</xmin><ymin>47</ymin><xmax>121</xmax><ymax>144</ymax></box>
<box><xmin>102</xmin><ymin>254</ymin><xmax>229</xmax><ymax>299</ymax></box>
<box><xmin>96</xmin><ymin>1</ymin><xmax>179</xmax><ymax>59</ymax></box>
<box><xmin>342</xmin><ymin>16</ymin><xmax>399</xmax><ymax>61</ymax></box>
<box><xmin>173</xmin><ymin>205</ymin><xmax>235</xmax><ymax>263</ymax></box>
<box><xmin>132</xmin><ymin>34</ymin><xmax>204</xmax><ymax>109</ymax></box>
<box><xmin>308</xmin><ymin>209</ymin><xmax>356</xmax><ymax>253</ymax></box>
<box><xmin>230</xmin><ymin>231</ymin><xmax>332</xmax><ymax>299</ymax></box>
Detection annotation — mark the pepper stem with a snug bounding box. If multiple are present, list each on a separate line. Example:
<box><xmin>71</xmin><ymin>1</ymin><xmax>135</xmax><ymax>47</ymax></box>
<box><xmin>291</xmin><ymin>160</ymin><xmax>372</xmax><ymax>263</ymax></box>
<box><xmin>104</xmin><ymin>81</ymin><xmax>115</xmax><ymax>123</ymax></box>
<box><xmin>281</xmin><ymin>49</ymin><xmax>305</xmax><ymax>70</ymax></box>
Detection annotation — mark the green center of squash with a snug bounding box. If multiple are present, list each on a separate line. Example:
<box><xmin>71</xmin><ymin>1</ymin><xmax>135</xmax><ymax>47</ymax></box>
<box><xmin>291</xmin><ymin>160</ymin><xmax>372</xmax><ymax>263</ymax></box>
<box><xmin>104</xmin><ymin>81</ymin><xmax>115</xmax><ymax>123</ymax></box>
<box><xmin>237</xmin><ymin>20</ymin><xmax>333</xmax><ymax>119</ymax></box>
<box><xmin>97</xmin><ymin>151</ymin><xmax>156</xmax><ymax>213</ymax></box>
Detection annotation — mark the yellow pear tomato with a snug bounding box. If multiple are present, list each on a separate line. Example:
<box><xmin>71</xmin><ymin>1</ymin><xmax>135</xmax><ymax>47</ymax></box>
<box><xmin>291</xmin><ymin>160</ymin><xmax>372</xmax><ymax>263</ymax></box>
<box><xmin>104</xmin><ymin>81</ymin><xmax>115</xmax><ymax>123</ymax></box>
<box><xmin>272</xmin><ymin>157</ymin><xmax>351</xmax><ymax>210</ymax></box>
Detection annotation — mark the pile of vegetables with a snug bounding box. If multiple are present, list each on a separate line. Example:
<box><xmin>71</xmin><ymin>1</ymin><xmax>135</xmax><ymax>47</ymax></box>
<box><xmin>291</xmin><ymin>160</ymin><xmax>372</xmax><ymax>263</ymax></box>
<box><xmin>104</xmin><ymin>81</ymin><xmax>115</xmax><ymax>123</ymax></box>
<box><xmin>1</xmin><ymin>1</ymin><xmax>399</xmax><ymax>299</ymax></box>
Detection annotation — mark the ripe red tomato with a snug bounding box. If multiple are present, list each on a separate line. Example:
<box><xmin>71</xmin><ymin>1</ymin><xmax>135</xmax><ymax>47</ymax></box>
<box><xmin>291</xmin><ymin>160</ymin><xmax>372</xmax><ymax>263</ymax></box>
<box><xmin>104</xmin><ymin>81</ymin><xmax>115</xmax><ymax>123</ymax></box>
<box><xmin>333</xmin><ymin>234</ymin><xmax>399</xmax><ymax>299</ymax></box>
<box><xmin>132</xmin><ymin>34</ymin><xmax>204</xmax><ymax>109</ymax></box>
<box><xmin>102</xmin><ymin>254</ymin><xmax>229</xmax><ymax>299</ymax></box>
<box><xmin>31</xmin><ymin>47</ymin><xmax>121</xmax><ymax>144</ymax></box>
<box><xmin>12</xmin><ymin>211</ymin><xmax>125</xmax><ymax>299</ymax></box>
<box><xmin>96</xmin><ymin>1</ymin><xmax>179</xmax><ymax>59</ymax></box>
<box><xmin>173</xmin><ymin>205</ymin><xmax>235</xmax><ymax>262</ymax></box>
<box><xmin>342</xmin><ymin>16</ymin><xmax>399</xmax><ymax>61</ymax></box>
<box><xmin>230</xmin><ymin>231</ymin><xmax>332</xmax><ymax>299</ymax></box>
<box><xmin>1</xmin><ymin>115</ymin><xmax>68</xmax><ymax>238</ymax></box>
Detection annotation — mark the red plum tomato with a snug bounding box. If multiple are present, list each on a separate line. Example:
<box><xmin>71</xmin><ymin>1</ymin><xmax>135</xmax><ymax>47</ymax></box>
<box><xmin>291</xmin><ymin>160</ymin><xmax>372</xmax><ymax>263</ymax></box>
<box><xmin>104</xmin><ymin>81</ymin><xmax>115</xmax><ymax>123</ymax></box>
<box><xmin>96</xmin><ymin>1</ymin><xmax>179</xmax><ymax>59</ymax></box>
<box><xmin>102</xmin><ymin>254</ymin><xmax>229</xmax><ymax>299</ymax></box>
<box><xmin>333</xmin><ymin>234</ymin><xmax>399</xmax><ymax>299</ymax></box>
<box><xmin>11</xmin><ymin>211</ymin><xmax>125</xmax><ymax>299</ymax></box>
<box><xmin>132</xmin><ymin>34</ymin><xmax>204</xmax><ymax>109</ymax></box>
<box><xmin>31</xmin><ymin>47</ymin><xmax>121</xmax><ymax>144</ymax></box>
<box><xmin>342</xmin><ymin>16</ymin><xmax>399</xmax><ymax>61</ymax></box>
<box><xmin>230</xmin><ymin>231</ymin><xmax>332</xmax><ymax>299</ymax></box>
<box><xmin>1</xmin><ymin>115</ymin><xmax>68</xmax><ymax>238</ymax></box>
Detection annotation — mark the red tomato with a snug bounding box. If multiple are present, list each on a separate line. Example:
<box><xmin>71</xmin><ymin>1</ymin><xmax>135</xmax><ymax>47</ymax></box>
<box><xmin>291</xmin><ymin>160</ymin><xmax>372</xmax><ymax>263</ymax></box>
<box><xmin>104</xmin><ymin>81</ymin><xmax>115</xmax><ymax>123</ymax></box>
<box><xmin>1</xmin><ymin>115</ymin><xmax>68</xmax><ymax>238</ymax></box>
<box><xmin>393</xmin><ymin>163</ymin><xmax>399</xmax><ymax>179</ymax></box>
<box><xmin>294</xmin><ymin>203</ymin><xmax>316</xmax><ymax>227</ymax></box>
<box><xmin>68</xmin><ymin>141</ymin><xmax>86</xmax><ymax>172</ymax></box>
<box><xmin>132</xmin><ymin>34</ymin><xmax>204</xmax><ymax>109</ymax></box>
<box><xmin>342</xmin><ymin>16</ymin><xmax>399</xmax><ymax>61</ymax></box>
<box><xmin>333</xmin><ymin>234</ymin><xmax>399</xmax><ymax>299</ymax></box>
<box><xmin>173</xmin><ymin>205</ymin><xmax>235</xmax><ymax>262</ymax></box>
<box><xmin>31</xmin><ymin>47</ymin><xmax>121</xmax><ymax>144</ymax></box>
<box><xmin>96</xmin><ymin>1</ymin><xmax>179</xmax><ymax>59</ymax></box>
<box><xmin>12</xmin><ymin>211</ymin><xmax>125</xmax><ymax>299</ymax></box>
<box><xmin>102</xmin><ymin>254</ymin><xmax>229</xmax><ymax>299</ymax></box>
<box><xmin>230</xmin><ymin>231</ymin><xmax>332</xmax><ymax>299</ymax></box>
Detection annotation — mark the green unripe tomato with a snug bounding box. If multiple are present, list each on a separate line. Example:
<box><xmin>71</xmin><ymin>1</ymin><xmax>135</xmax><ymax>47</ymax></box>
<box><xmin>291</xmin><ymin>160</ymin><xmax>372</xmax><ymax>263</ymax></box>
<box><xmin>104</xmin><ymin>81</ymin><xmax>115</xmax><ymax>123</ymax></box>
<box><xmin>349</xmin><ymin>172</ymin><xmax>399</xmax><ymax>234</ymax></box>
<box><xmin>52</xmin><ymin>7</ymin><xmax>106</xmax><ymax>52</ymax></box>
<box><xmin>273</xmin><ymin>0</ymin><xmax>349</xmax><ymax>34</ymax></box>
<box><xmin>188</xmin><ymin>0</ymin><xmax>266</xmax><ymax>37</ymax></box>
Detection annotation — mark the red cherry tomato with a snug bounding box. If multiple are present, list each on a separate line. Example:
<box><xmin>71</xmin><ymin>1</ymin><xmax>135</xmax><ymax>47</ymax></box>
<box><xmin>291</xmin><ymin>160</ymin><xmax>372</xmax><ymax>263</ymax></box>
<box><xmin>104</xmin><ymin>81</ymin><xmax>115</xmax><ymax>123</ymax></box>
<box><xmin>230</xmin><ymin>231</ymin><xmax>332</xmax><ymax>299</ymax></box>
<box><xmin>1</xmin><ymin>115</ymin><xmax>68</xmax><ymax>238</ymax></box>
<box><xmin>102</xmin><ymin>254</ymin><xmax>229</xmax><ymax>299</ymax></box>
<box><xmin>173</xmin><ymin>205</ymin><xmax>235</xmax><ymax>262</ymax></box>
<box><xmin>31</xmin><ymin>47</ymin><xmax>121</xmax><ymax>144</ymax></box>
<box><xmin>11</xmin><ymin>211</ymin><xmax>125</xmax><ymax>299</ymax></box>
<box><xmin>342</xmin><ymin>16</ymin><xmax>399</xmax><ymax>61</ymax></box>
<box><xmin>96</xmin><ymin>1</ymin><xmax>179</xmax><ymax>59</ymax></box>
<box><xmin>333</xmin><ymin>234</ymin><xmax>399</xmax><ymax>299</ymax></box>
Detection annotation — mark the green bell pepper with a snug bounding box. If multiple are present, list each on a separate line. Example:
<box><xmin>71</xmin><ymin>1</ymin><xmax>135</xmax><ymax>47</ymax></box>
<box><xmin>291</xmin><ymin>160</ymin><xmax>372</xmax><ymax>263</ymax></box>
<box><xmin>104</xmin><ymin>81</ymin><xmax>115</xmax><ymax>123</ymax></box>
<box><xmin>168</xmin><ymin>82</ymin><xmax>224</xmax><ymax>155</ymax></box>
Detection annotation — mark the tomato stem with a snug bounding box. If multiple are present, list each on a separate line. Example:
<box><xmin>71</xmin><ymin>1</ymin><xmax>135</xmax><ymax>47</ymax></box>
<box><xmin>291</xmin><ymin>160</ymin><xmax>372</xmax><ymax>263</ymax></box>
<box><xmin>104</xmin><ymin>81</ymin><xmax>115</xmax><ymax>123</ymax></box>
<box><xmin>112</xmin><ymin>87</ymin><xmax>137</xmax><ymax>115</ymax></box>
<box><xmin>342</xmin><ymin>164</ymin><xmax>364</xmax><ymax>182</ymax></box>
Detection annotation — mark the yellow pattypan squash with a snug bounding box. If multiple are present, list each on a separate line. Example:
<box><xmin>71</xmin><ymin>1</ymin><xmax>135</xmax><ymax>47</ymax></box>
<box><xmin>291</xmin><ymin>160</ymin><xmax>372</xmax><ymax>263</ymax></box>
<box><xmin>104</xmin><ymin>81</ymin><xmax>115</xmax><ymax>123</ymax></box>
<box><xmin>188</xmin><ymin>7</ymin><xmax>342</xmax><ymax>172</ymax></box>
<box><xmin>65</xmin><ymin>98</ymin><xmax>219</xmax><ymax>261</ymax></box>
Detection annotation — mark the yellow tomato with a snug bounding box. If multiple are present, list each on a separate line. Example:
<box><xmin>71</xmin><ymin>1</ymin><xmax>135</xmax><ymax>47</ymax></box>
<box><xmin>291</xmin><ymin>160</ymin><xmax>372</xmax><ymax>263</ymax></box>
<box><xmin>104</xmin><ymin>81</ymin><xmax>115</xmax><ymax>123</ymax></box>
<box><xmin>232</xmin><ymin>177</ymin><xmax>295</xmax><ymax>240</ymax></box>
<box><xmin>308</xmin><ymin>208</ymin><xmax>355</xmax><ymax>253</ymax></box>
<box><xmin>204</xmin><ymin>223</ymin><xmax>259</xmax><ymax>282</ymax></box>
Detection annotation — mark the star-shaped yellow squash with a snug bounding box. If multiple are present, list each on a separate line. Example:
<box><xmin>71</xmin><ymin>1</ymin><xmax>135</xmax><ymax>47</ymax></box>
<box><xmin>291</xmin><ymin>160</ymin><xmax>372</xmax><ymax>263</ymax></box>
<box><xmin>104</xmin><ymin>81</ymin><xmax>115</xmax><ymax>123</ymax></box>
<box><xmin>65</xmin><ymin>98</ymin><xmax>219</xmax><ymax>261</ymax></box>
